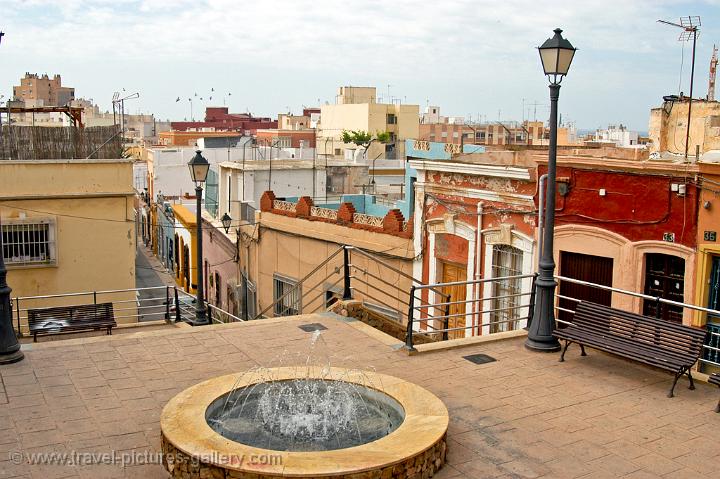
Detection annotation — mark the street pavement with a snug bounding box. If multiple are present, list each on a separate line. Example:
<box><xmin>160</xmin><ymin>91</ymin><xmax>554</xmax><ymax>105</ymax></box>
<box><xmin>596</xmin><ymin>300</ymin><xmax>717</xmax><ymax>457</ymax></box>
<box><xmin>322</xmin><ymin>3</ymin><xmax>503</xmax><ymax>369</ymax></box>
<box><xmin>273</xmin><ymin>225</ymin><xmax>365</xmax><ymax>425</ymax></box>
<box><xmin>135</xmin><ymin>243</ymin><xmax>177</xmax><ymax>322</ymax></box>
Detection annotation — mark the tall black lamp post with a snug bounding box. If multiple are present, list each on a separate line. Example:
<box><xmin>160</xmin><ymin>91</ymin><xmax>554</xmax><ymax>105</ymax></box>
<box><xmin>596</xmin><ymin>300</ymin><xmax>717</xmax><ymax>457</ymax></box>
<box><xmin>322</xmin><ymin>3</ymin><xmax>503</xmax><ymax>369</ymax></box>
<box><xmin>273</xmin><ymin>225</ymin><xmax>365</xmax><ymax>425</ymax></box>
<box><xmin>526</xmin><ymin>28</ymin><xmax>576</xmax><ymax>352</ymax></box>
<box><xmin>0</xmin><ymin>233</ymin><xmax>24</xmax><ymax>364</ymax></box>
<box><xmin>188</xmin><ymin>150</ymin><xmax>210</xmax><ymax>326</ymax></box>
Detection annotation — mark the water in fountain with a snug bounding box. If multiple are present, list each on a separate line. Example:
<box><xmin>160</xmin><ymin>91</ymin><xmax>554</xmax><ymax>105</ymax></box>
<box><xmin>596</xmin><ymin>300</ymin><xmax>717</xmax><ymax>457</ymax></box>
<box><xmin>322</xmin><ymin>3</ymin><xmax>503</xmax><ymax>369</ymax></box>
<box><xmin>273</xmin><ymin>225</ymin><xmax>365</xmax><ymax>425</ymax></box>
<box><xmin>205</xmin><ymin>330</ymin><xmax>405</xmax><ymax>451</ymax></box>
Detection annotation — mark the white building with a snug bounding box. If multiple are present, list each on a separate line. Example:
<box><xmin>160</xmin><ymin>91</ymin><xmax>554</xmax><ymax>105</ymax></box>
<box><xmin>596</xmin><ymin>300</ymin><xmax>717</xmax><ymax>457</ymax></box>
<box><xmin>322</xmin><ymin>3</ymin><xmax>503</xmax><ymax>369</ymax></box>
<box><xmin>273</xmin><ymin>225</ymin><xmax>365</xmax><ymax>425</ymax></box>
<box><xmin>593</xmin><ymin>124</ymin><xmax>642</xmax><ymax>148</ymax></box>
<box><xmin>146</xmin><ymin>142</ymin><xmax>317</xmax><ymax>199</ymax></box>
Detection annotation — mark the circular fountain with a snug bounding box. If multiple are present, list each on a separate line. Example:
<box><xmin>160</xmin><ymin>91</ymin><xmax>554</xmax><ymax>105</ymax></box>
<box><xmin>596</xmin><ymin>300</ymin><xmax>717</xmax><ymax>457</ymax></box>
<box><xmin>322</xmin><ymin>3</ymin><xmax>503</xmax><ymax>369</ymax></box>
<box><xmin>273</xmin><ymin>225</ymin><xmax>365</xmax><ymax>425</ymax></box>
<box><xmin>161</xmin><ymin>367</ymin><xmax>448</xmax><ymax>478</ymax></box>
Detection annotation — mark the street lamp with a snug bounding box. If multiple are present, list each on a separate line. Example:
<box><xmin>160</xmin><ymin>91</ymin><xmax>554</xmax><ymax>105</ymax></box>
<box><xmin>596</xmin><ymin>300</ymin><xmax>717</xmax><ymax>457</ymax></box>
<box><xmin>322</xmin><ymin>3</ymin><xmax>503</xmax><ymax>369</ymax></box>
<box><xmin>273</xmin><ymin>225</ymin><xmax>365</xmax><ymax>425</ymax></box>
<box><xmin>221</xmin><ymin>212</ymin><xmax>232</xmax><ymax>234</ymax></box>
<box><xmin>0</xmin><ymin>230</ymin><xmax>24</xmax><ymax>364</ymax></box>
<box><xmin>188</xmin><ymin>150</ymin><xmax>210</xmax><ymax>326</ymax></box>
<box><xmin>526</xmin><ymin>28</ymin><xmax>576</xmax><ymax>352</ymax></box>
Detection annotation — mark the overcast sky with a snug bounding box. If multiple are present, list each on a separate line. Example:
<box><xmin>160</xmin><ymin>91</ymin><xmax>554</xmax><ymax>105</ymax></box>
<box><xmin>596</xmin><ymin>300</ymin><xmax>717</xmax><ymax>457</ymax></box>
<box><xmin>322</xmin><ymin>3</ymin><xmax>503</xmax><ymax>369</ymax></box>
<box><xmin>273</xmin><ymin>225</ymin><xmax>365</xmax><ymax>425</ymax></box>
<box><xmin>2</xmin><ymin>0</ymin><xmax>719</xmax><ymax>131</ymax></box>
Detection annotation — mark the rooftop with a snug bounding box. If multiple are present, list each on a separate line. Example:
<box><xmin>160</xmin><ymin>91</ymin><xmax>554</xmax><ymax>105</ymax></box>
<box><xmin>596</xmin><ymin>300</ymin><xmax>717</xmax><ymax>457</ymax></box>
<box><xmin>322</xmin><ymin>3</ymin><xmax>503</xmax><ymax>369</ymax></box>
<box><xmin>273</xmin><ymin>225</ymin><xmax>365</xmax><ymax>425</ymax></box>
<box><xmin>2</xmin><ymin>313</ymin><xmax>718</xmax><ymax>478</ymax></box>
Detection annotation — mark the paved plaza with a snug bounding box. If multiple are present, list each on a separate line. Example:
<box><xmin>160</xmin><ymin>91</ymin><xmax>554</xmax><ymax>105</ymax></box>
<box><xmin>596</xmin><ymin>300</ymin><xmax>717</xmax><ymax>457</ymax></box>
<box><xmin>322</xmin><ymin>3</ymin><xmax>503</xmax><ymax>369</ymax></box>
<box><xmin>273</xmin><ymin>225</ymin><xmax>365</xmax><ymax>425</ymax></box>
<box><xmin>0</xmin><ymin>313</ymin><xmax>718</xmax><ymax>478</ymax></box>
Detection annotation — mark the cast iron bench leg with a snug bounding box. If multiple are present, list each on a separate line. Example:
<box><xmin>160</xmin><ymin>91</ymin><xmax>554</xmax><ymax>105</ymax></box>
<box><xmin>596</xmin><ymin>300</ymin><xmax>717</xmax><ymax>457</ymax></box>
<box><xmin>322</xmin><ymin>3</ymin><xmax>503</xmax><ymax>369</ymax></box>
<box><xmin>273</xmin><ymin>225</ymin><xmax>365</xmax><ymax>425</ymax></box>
<box><xmin>668</xmin><ymin>368</ymin><xmax>685</xmax><ymax>398</ymax></box>
<box><xmin>716</xmin><ymin>397</ymin><xmax>720</xmax><ymax>413</ymax></box>
<box><xmin>687</xmin><ymin>369</ymin><xmax>695</xmax><ymax>390</ymax></box>
<box><xmin>580</xmin><ymin>344</ymin><xmax>587</xmax><ymax>356</ymax></box>
<box><xmin>559</xmin><ymin>340</ymin><xmax>572</xmax><ymax>362</ymax></box>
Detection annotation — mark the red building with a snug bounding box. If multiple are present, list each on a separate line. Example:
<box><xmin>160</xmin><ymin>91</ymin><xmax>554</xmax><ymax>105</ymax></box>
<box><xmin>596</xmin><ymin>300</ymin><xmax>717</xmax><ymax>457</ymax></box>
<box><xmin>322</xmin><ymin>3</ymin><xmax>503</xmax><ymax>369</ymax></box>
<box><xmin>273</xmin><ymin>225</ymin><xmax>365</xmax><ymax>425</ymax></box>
<box><xmin>171</xmin><ymin>107</ymin><xmax>277</xmax><ymax>135</ymax></box>
<box><xmin>410</xmin><ymin>150</ymin><xmax>538</xmax><ymax>339</ymax></box>
<box><xmin>542</xmin><ymin>153</ymin><xmax>700</xmax><ymax>325</ymax></box>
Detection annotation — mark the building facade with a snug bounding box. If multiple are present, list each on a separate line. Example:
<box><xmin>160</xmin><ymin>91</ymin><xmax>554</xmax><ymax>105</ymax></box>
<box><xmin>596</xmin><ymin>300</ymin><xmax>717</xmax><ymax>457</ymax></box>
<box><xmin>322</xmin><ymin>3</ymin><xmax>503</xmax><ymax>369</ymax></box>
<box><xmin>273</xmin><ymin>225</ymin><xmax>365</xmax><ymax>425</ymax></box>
<box><xmin>0</xmin><ymin>158</ymin><xmax>136</xmax><ymax>329</ymax></box>
<box><xmin>317</xmin><ymin>86</ymin><xmax>419</xmax><ymax>160</ymax></box>
<box><xmin>13</xmin><ymin>72</ymin><xmax>75</xmax><ymax>106</ymax></box>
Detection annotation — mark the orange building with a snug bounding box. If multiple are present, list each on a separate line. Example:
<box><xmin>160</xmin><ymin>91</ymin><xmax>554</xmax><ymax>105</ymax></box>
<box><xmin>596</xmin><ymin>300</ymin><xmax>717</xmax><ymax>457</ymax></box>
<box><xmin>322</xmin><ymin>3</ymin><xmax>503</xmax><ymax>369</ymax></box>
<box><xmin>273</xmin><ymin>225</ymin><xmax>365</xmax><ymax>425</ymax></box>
<box><xmin>255</xmin><ymin>129</ymin><xmax>316</xmax><ymax>148</ymax></box>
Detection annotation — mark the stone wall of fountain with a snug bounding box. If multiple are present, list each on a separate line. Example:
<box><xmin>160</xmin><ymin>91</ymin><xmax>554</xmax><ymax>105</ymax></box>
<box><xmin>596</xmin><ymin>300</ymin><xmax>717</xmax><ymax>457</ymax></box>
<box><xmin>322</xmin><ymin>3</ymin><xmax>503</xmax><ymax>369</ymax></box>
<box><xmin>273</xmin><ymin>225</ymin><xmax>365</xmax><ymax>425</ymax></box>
<box><xmin>160</xmin><ymin>331</ymin><xmax>449</xmax><ymax>478</ymax></box>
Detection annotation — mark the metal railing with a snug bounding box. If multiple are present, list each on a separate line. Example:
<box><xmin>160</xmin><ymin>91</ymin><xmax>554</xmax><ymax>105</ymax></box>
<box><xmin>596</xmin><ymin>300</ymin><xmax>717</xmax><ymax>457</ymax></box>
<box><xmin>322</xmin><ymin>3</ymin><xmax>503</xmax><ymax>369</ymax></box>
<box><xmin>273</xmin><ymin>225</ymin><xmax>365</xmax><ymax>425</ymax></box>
<box><xmin>403</xmin><ymin>274</ymin><xmax>537</xmax><ymax>351</ymax></box>
<box><xmin>552</xmin><ymin>275</ymin><xmax>720</xmax><ymax>370</ymax></box>
<box><xmin>255</xmin><ymin>245</ymin><xmax>438</xmax><ymax>323</ymax></box>
<box><xmin>9</xmin><ymin>285</ymin><xmax>241</xmax><ymax>335</ymax></box>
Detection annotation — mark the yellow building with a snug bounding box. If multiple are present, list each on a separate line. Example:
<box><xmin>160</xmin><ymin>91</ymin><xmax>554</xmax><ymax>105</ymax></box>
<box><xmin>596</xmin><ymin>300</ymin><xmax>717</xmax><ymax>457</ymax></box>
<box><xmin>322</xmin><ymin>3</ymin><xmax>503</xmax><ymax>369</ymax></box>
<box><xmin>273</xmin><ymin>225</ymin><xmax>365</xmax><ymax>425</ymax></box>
<box><xmin>649</xmin><ymin>99</ymin><xmax>720</xmax><ymax>156</ymax></box>
<box><xmin>318</xmin><ymin>86</ymin><xmax>419</xmax><ymax>160</ymax></box>
<box><xmin>0</xmin><ymin>158</ymin><xmax>136</xmax><ymax>329</ymax></box>
<box><xmin>171</xmin><ymin>204</ymin><xmax>199</xmax><ymax>294</ymax></box>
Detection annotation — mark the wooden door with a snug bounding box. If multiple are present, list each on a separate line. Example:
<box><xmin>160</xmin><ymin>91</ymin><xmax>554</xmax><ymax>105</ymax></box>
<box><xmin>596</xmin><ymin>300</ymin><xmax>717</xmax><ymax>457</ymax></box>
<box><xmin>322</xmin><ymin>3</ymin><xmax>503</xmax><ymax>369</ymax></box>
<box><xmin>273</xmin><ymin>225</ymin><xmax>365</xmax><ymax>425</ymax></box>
<box><xmin>559</xmin><ymin>252</ymin><xmax>613</xmax><ymax>325</ymax></box>
<box><xmin>643</xmin><ymin>253</ymin><xmax>684</xmax><ymax>323</ymax></box>
<box><xmin>439</xmin><ymin>261</ymin><xmax>467</xmax><ymax>339</ymax></box>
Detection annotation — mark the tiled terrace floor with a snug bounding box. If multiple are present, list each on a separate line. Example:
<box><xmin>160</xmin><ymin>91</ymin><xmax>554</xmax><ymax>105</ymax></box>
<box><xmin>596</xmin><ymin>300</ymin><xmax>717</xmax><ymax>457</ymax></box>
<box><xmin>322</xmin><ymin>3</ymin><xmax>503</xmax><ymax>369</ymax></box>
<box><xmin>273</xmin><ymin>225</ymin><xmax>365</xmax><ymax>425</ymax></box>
<box><xmin>1</xmin><ymin>313</ymin><xmax>718</xmax><ymax>479</ymax></box>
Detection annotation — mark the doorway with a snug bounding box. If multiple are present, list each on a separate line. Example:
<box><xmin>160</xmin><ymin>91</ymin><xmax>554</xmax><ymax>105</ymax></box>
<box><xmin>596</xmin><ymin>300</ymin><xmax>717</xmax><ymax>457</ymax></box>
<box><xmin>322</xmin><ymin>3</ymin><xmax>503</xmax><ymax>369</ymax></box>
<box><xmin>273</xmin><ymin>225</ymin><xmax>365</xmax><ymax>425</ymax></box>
<box><xmin>558</xmin><ymin>251</ymin><xmax>614</xmax><ymax>325</ymax></box>
<box><xmin>439</xmin><ymin>261</ymin><xmax>467</xmax><ymax>339</ymax></box>
<box><xmin>643</xmin><ymin>253</ymin><xmax>684</xmax><ymax>323</ymax></box>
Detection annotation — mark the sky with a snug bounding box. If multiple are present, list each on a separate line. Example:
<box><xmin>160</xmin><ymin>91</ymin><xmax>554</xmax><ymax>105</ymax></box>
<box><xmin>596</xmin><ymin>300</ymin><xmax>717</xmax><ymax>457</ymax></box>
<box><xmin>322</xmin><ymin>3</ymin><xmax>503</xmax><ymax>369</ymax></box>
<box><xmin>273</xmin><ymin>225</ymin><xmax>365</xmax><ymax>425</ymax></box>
<box><xmin>1</xmin><ymin>0</ymin><xmax>719</xmax><ymax>132</ymax></box>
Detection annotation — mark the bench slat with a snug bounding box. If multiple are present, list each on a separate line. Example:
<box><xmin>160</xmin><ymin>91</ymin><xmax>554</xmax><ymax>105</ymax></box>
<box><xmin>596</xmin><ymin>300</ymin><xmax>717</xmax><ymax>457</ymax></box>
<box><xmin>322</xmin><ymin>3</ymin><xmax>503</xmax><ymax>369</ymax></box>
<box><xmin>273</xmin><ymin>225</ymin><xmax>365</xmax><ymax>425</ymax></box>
<box><xmin>564</xmin><ymin>315</ymin><xmax>705</xmax><ymax>362</ymax></box>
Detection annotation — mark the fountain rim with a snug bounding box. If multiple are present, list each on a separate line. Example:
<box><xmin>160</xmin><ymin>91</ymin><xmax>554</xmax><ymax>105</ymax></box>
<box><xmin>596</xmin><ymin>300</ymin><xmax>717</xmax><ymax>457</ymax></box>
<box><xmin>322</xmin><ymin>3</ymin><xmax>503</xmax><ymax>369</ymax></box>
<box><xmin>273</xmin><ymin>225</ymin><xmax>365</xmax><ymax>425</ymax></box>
<box><xmin>160</xmin><ymin>366</ymin><xmax>449</xmax><ymax>476</ymax></box>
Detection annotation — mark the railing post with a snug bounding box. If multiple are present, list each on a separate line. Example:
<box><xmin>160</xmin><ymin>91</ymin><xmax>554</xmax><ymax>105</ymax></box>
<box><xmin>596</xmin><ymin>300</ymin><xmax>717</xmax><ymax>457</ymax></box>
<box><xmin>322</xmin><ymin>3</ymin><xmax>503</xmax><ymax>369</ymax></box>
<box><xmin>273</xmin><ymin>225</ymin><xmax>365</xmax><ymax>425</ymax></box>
<box><xmin>15</xmin><ymin>298</ymin><xmax>22</xmax><ymax>337</ymax></box>
<box><xmin>404</xmin><ymin>286</ymin><xmax>417</xmax><ymax>352</ymax></box>
<box><xmin>342</xmin><ymin>246</ymin><xmax>352</xmax><ymax>300</ymax></box>
<box><xmin>93</xmin><ymin>291</ymin><xmax>97</xmax><ymax>305</ymax></box>
<box><xmin>164</xmin><ymin>286</ymin><xmax>170</xmax><ymax>321</ymax></box>
<box><xmin>174</xmin><ymin>287</ymin><xmax>181</xmax><ymax>323</ymax></box>
<box><xmin>526</xmin><ymin>273</ymin><xmax>538</xmax><ymax>329</ymax></box>
<box><xmin>443</xmin><ymin>294</ymin><xmax>450</xmax><ymax>341</ymax></box>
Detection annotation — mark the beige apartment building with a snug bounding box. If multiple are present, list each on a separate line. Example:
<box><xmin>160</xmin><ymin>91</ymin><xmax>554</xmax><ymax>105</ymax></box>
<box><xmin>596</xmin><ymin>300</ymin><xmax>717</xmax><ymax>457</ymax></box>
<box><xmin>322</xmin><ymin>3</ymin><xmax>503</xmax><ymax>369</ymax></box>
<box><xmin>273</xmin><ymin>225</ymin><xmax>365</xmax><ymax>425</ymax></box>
<box><xmin>13</xmin><ymin>72</ymin><xmax>75</xmax><ymax>106</ymax></box>
<box><xmin>317</xmin><ymin>86</ymin><xmax>419</xmax><ymax>160</ymax></box>
<box><xmin>0</xmin><ymin>158</ymin><xmax>137</xmax><ymax>331</ymax></box>
<box><xmin>234</xmin><ymin>194</ymin><xmax>414</xmax><ymax>322</ymax></box>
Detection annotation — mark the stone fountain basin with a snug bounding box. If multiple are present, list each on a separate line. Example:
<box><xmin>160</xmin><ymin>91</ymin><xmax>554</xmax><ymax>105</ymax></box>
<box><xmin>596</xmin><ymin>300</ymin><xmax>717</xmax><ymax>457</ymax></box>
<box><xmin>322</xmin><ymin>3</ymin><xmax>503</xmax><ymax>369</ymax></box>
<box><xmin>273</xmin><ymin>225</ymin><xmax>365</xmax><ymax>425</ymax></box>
<box><xmin>160</xmin><ymin>366</ymin><xmax>449</xmax><ymax>478</ymax></box>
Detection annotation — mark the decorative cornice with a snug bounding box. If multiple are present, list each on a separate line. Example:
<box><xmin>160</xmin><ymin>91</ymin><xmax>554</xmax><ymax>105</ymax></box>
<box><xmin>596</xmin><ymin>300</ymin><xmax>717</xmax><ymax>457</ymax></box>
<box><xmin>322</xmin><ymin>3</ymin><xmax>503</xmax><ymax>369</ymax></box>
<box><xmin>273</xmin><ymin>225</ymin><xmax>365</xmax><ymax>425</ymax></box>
<box><xmin>408</xmin><ymin>159</ymin><xmax>531</xmax><ymax>180</ymax></box>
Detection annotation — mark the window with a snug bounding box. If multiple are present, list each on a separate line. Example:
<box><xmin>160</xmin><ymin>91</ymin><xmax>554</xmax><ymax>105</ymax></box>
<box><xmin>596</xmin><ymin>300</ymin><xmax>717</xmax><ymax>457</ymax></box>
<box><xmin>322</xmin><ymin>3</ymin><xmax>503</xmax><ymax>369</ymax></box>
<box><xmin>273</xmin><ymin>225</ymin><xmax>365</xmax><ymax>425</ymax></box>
<box><xmin>387</xmin><ymin>113</ymin><xmax>397</xmax><ymax>125</ymax></box>
<box><xmin>2</xmin><ymin>219</ymin><xmax>56</xmax><ymax>267</ymax></box>
<box><xmin>441</xmin><ymin>132</ymin><xmax>448</xmax><ymax>138</ymax></box>
<box><xmin>214</xmin><ymin>271</ymin><xmax>221</xmax><ymax>306</ymax></box>
<box><xmin>489</xmin><ymin>245</ymin><xmax>523</xmax><ymax>333</ymax></box>
<box><xmin>241</xmin><ymin>273</ymin><xmax>257</xmax><ymax>320</ymax></box>
<box><xmin>273</xmin><ymin>274</ymin><xmax>301</xmax><ymax>317</ymax></box>
<box><xmin>334</xmin><ymin>148</ymin><xmax>341</xmax><ymax>155</ymax></box>
<box><xmin>453</xmin><ymin>132</ymin><xmax>459</xmax><ymax>138</ymax></box>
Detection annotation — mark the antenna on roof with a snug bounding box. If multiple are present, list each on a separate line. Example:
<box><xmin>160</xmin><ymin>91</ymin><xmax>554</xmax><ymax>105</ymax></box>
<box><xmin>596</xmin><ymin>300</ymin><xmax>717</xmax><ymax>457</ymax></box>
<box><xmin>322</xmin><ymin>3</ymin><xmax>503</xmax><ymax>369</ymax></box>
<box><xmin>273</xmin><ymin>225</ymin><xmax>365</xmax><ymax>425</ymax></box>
<box><xmin>658</xmin><ymin>15</ymin><xmax>701</xmax><ymax>162</ymax></box>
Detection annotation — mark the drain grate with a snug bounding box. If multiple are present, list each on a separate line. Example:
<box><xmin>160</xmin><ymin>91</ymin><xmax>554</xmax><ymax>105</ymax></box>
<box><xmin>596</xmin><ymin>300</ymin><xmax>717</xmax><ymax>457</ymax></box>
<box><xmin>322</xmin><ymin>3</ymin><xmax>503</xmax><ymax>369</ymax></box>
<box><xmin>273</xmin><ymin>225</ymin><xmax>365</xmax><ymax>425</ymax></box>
<box><xmin>463</xmin><ymin>353</ymin><xmax>497</xmax><ymax>365</ymax></box>
<box><xmin>298</xmin><ymin>323</ymin><xmax>328</xmax><ymax>332</ymax></box>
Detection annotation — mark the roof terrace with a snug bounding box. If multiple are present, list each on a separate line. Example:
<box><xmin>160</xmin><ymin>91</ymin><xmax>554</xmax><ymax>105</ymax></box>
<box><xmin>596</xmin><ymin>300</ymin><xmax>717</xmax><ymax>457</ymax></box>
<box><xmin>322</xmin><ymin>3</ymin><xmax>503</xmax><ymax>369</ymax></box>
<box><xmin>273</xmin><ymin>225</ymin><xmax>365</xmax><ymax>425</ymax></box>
<box><xmin>1</xmin><ymin>312</ymin><xmax>718</xmax><ymax>478</ymax></box>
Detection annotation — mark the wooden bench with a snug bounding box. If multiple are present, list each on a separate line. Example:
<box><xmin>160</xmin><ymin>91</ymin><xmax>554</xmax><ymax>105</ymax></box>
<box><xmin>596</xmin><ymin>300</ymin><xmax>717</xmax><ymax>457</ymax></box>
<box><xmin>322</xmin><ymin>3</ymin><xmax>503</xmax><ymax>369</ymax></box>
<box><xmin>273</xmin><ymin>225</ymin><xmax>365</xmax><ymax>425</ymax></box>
<box><xmin>553</xmin><ymin>301</ymin><xmax>706</xmax><ymax>398</ymax></box>
<box><xmin>28</xmin><ymin>302</ymin><xmax>116</xmax><ymax>342</ymax></box>
<box><xmin>710</xmin><ymin>373</ymin><xmax>720</xmax><ymax>413</ymax></box>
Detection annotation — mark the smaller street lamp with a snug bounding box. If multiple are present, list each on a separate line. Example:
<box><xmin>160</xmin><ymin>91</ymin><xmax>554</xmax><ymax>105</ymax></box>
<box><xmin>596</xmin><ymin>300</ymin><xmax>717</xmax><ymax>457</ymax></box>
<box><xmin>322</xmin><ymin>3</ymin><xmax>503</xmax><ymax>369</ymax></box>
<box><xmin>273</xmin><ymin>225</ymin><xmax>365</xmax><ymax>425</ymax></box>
<box><xmin>187</xmin><ymin>150</ymin><xmax>210</xmax><ymax>326</ymax></box>
<box><xmin>221</xmin><ymin>212</ymin><xmax>232</xmax><ymax>234</ymax></box>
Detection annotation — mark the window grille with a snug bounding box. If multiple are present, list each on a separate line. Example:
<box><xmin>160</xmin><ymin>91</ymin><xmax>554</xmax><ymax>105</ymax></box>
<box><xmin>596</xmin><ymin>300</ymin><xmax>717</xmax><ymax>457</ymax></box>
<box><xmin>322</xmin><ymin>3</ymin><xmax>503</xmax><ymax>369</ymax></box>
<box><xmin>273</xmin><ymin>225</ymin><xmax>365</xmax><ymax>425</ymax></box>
<box><xmin>273</xmin><ymin>274</ymin><xmax>301</xmax><ymax>317</ymax></box>
<box><xmin>704</xmin><ymin>322</ymin><xmax>720</xmax><ymax>366</ymax></box>
<box><xmin>489</xmin><ymin>244</ymin><xmax>523</xmax><ymax>333</ymax></box>
<box><xmin>1</xmin><ymin>219</ymin><xmax>56</xmax><ymax>267</ymax></box>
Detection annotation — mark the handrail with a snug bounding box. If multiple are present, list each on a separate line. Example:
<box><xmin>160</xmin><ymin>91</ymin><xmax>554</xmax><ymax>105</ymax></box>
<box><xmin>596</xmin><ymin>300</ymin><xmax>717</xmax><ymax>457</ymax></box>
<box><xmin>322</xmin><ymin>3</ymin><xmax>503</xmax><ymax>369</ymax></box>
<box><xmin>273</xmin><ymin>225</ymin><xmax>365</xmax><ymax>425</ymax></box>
<box><xmin>348</xmin><ymin>246</ymin><xmax>449</xmax><ymax>298</ymax></box>
<box><xmin>414</xmin><ymin>273</ymin><xmax>535</xmax><ymax>290</ymax></box>
<box><xmin>554</xmin><ymin>274</ymin><xmax>720</xmax><ymax>316</ymax></box>
<box><xmin>13</xmin><ymin>285</ymin><xmax>169</xmax><ymax>302</ymax></box>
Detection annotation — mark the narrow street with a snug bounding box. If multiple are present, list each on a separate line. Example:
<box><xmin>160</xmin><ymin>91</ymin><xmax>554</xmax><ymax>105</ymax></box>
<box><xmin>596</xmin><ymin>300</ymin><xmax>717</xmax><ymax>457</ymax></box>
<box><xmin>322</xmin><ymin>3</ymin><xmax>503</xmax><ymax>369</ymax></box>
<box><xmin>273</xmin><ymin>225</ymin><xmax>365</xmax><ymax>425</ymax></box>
<box><xmin>135</xmin><ymin>242</ymin><xmax>177</xmax><ymax>322</ymax></box>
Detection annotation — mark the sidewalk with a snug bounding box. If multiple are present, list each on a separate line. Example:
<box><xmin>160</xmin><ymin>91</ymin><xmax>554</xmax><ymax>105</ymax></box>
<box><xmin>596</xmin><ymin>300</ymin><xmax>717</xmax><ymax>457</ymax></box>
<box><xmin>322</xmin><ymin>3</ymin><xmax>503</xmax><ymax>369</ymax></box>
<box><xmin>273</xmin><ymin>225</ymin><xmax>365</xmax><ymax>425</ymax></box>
<box><xmin>135</xmin><ymin>243</ymin><xmax>178</xmax><ymax>322</ymax></box>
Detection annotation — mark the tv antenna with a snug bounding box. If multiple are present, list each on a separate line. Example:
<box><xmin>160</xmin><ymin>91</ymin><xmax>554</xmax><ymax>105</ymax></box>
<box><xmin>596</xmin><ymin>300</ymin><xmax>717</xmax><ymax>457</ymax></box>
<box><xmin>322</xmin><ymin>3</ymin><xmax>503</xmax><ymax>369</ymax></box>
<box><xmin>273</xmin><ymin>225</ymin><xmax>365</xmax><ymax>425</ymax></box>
<box><xmin>709</xmin><ymin>45</ymin><xmax>718</xmax><ymax>102</ymax></box>
<box><xmin>658</xmin><ymin>15</ymin><xmax>700</xmax><ymax>161</ymax></box>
